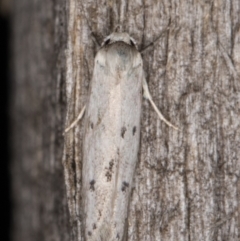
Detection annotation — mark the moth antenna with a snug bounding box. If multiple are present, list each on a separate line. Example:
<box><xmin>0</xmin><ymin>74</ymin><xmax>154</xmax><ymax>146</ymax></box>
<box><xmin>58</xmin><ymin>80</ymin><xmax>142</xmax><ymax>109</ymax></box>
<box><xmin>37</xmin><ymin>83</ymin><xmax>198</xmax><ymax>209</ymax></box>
<box><xmin>79</xmin><ymin>1</ymin><xmax>102</xmax><ymax>47</ymax></box>
<box><xmin>140</xmin><ymin>25</ymin><xmax>170</xmax><ymax>54</ymax></box>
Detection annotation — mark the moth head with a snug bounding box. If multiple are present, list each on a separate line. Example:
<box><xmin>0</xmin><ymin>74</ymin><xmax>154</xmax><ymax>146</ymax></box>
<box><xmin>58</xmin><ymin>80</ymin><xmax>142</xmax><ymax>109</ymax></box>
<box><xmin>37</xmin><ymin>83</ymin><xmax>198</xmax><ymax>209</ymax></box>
<box><xmin>101</xmin><ymin>32</ymin><xmax>137</xmax><ymax>49</ymax></box>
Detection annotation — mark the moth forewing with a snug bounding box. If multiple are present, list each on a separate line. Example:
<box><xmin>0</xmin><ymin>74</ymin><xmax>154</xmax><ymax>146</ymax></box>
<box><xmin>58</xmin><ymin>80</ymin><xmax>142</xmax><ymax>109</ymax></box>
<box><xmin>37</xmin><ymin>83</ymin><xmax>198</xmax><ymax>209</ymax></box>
<box><xmin>82</xmin><ymin>33</ymin><xmax>142</xmax><ymax>240</ymax></box>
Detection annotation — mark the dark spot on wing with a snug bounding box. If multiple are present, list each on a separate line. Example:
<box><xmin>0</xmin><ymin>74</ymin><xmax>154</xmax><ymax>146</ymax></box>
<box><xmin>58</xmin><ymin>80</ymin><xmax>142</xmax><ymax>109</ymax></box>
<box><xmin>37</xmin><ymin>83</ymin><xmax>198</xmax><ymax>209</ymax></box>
<box><xmin>89</xmin><ymin>180</ymin><xmax>95</xmax><ymax>191</ymax></box>
<box><xmin>121</xmin><ymin>181</ymin><xmax>129</xmax><ymax>192</ymax></box>
<box><xmin>132</xmin><ymin>126</ymin><xmax>137</xmax><ymax>136</ymax></box>
<box><xmin>116</xmin><ymin>233</ymin><xmax>120</xmax><ymax>239</ymax></box>
<box><xmin>105</xmin><ymin>159</ymin><xmax>114</xmax><ymax>181</ymax></box>
<box><xmin>121</xmin><ymin>127</ymin><xmax>127</xmax><ymax>138</ymax></box>
<box><xmin>105</xmin><ymin>171</ymin><xmax>112</xmax><ymax>181</ymax></box>
<box><xmin>93</xmin><ymin>223</ymin><xmax>97</xmax><ymax>229</ymax></box>
<box><xmin>109</xmin><ymin>159</ymin><xmax>114</xmax><ymax>171</ymax></box>
<box><xmin>90</xmin><ymin>122</ymin><xmax>94</xmax><ymax>129</ymax></box>
<box><xmin>88</xmin><ymin>231</ymin><xmax>92</xmax><ymax>236</ymax></box>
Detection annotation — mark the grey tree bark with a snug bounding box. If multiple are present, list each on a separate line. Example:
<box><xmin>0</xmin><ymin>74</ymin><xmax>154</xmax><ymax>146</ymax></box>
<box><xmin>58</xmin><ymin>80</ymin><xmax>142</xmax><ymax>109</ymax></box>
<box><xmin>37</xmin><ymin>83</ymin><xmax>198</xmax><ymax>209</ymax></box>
<box><xmin>11</xmin><ymin>0</ymin><xmax>240</xmax><ymax>241</ymax></box>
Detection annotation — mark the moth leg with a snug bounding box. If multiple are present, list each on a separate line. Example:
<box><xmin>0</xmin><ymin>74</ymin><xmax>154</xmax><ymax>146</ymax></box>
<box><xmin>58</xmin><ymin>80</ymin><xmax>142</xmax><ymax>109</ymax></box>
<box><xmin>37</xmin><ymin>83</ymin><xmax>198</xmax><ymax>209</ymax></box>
<box><xmin>142</xmin><ymin>78</ymin><xmax>178</xmax><ymax>130</ymax></box>
<box><xmin>64</xmin><ymin>105</ymin><xmax>86</xmax><ymax>133</ymax></box>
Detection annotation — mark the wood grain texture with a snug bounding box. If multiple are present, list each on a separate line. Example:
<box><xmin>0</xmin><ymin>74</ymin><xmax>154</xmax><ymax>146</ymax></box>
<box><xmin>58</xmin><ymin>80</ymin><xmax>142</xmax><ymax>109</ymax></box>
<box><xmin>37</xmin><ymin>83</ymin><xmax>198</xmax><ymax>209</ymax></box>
<box><xmin>11</xmin><ymin>0</ymin><xmax>70</xmax><ymax>240</ymax></box>
<box><xmin>12</xmin><ymin>0</ymin><xmax>240</xmax><ymax>240</ymax></box>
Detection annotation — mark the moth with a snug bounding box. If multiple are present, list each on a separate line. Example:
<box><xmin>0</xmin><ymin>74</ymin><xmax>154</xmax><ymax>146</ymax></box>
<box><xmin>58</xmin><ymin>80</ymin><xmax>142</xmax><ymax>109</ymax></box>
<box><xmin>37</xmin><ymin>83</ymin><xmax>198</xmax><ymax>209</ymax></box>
<box><xmin>65</xmin><ymin>31</ymin><xmax>177</xmax><ymax>241</ymax></box>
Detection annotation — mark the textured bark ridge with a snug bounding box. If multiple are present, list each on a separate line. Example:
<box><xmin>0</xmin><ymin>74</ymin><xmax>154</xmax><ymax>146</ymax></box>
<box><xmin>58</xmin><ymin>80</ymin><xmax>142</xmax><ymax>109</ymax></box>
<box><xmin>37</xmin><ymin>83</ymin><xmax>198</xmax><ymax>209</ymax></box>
<box><xmin>12</xmin><ymin>0</ymin><xmax>240</xmax><ymax>240</ymax></box>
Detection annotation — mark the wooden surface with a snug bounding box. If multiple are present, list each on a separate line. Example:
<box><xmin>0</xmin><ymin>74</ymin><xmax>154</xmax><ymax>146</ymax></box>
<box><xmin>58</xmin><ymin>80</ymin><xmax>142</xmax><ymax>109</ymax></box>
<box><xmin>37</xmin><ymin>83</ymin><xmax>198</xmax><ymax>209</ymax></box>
<box><xmin>12</xmin><ymin>0</ymin><xmax>240</xmax><ymax>240</ymax></box>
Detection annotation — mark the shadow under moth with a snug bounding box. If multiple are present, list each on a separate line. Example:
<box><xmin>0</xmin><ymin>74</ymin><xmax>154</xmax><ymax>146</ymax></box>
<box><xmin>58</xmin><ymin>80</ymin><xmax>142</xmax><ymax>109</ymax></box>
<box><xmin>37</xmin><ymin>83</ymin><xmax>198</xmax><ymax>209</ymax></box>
<box><xmin>64</xmin><ymin>30</ymin><xmax>177</xmax><ymax>241</ymax></box>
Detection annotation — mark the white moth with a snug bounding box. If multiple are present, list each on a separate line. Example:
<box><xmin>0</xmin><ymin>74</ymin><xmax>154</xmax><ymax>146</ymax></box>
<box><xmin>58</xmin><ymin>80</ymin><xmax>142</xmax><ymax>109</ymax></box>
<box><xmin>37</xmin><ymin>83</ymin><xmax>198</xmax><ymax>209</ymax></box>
<box><xmin>65</xmin><ymin>31</ymin><xmax>177</xmax><ymax>241</ymax></box>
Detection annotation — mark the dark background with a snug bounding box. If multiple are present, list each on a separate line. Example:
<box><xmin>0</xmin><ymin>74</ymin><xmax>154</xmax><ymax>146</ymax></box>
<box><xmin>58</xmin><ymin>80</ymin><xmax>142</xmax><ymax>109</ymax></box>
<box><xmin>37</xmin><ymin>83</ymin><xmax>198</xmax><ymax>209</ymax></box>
<box><xmin>0</xmin><ymin>12</ymin><xmax>11</xmax><ymax>241</ymax></box>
